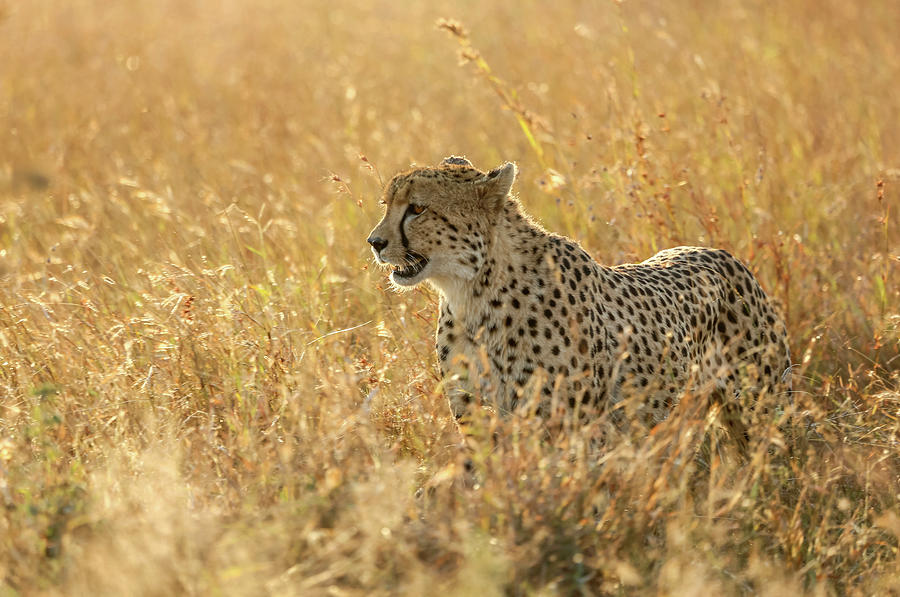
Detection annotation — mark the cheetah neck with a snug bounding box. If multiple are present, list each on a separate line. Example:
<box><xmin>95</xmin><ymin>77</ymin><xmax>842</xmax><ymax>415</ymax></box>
<box><xmin>428</xmin><ymin>200</ymin><xmax>548</xmax><ymax>324</ymax></box>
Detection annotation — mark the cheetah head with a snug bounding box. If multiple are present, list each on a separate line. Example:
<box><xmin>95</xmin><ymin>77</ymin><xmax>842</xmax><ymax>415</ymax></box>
<box><xmin>367</xmin><ymin>156</ymin><xmax>517</xmax><ymax>290</ymax></box>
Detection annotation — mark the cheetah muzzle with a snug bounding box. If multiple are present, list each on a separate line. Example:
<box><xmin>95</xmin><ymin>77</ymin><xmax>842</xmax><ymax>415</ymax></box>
<box><xmin>367</xmin><ymin>155</ymin><xmax>792</xmax><ymax>436</ymax></box>
<box><xmin>391</xmin><ymin>251</ymin><xmax>429</xmax><ymax>283</ymax></box>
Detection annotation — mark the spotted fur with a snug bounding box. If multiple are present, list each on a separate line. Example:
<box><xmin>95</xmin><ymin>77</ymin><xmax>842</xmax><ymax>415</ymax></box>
<box><xmin>367</xmin><ymin>157</ymin><xmax>791</xmax><ymax>425</ymax></box>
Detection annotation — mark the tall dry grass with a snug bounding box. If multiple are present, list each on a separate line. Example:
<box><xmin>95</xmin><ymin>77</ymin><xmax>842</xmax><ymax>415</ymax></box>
<box><xmin>1</xmin><ymin>0</ymin><xmax>898</xmax><ymax>594</ymax></box>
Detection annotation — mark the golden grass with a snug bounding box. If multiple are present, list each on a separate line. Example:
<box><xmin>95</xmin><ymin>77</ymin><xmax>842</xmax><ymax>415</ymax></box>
<box><xmin>1</xmin><ymin>0</ymin><xmax>898</xmax><ymax>594</ymax></box>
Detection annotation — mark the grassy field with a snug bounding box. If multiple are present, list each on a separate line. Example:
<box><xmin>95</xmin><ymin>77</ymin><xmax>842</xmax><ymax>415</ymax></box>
<box><xmin>1</xmin><ymin>0</ymin><xmax>899</xmax><ymax>594</ymax></box>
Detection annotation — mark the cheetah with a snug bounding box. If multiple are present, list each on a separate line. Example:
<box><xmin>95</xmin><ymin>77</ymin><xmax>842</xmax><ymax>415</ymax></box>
<box><xmin>367</xmin><ymin>156</ymin><xmax>791</xmax><ymax>430</ymax></box>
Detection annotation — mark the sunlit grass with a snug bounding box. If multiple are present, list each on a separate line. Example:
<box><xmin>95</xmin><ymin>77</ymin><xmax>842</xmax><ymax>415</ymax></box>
<box><xmin>1</xmin><ymin>0</ymin><xmax>898</xmax><ymax>594</ymax></box>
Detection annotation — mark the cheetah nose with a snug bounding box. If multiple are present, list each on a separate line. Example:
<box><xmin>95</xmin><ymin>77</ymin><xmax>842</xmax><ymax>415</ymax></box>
<box><xmin>367</xmin><ymin>236</ymin><xmax>388</xmax><ymax>253</ymax></box>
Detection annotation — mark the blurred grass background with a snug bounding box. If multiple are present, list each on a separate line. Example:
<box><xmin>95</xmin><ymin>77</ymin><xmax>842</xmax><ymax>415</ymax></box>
<box><xmin>0</xmin><ymin>0</ymin><xmax>898</xmax><ymax>594</ymax></box>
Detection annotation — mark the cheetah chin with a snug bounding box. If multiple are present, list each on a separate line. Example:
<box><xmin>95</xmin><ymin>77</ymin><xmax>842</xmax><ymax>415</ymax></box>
<box><xmin>389</xmin><ymin>251</ymin><xmax>429</xmax><ymax>285</ymax></box>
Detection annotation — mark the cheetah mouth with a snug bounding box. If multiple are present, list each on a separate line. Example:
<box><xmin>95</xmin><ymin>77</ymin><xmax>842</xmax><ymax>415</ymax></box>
<box><xmin>390</xmin><ymin>251</ymin><xmax>429</xmax><ymax>284</ymax></box>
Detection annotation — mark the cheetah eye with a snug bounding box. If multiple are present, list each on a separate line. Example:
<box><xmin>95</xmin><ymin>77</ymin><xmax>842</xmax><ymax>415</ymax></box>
<box><xmin>407</xmin><ymin>203</ymin><xmax>427</xmax><ymax>216</ymax></box>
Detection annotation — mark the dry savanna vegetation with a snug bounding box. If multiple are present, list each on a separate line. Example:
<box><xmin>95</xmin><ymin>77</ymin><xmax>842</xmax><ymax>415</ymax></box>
<box><xmin>2</xmin><ymin>0</ymin><xmax>899</xmax><ymax>595</ymax></box>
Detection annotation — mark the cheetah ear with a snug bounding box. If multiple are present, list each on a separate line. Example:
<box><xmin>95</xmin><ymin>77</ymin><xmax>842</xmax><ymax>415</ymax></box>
<box><xmin>440</xmin><ymin>155</ymin><xmax>473</xmax><ymax>167</ymax></box>
<box><xmin>476</xmin><ymin>162</ymin><xmax>516</xmax><ymax>210</ymax></box>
